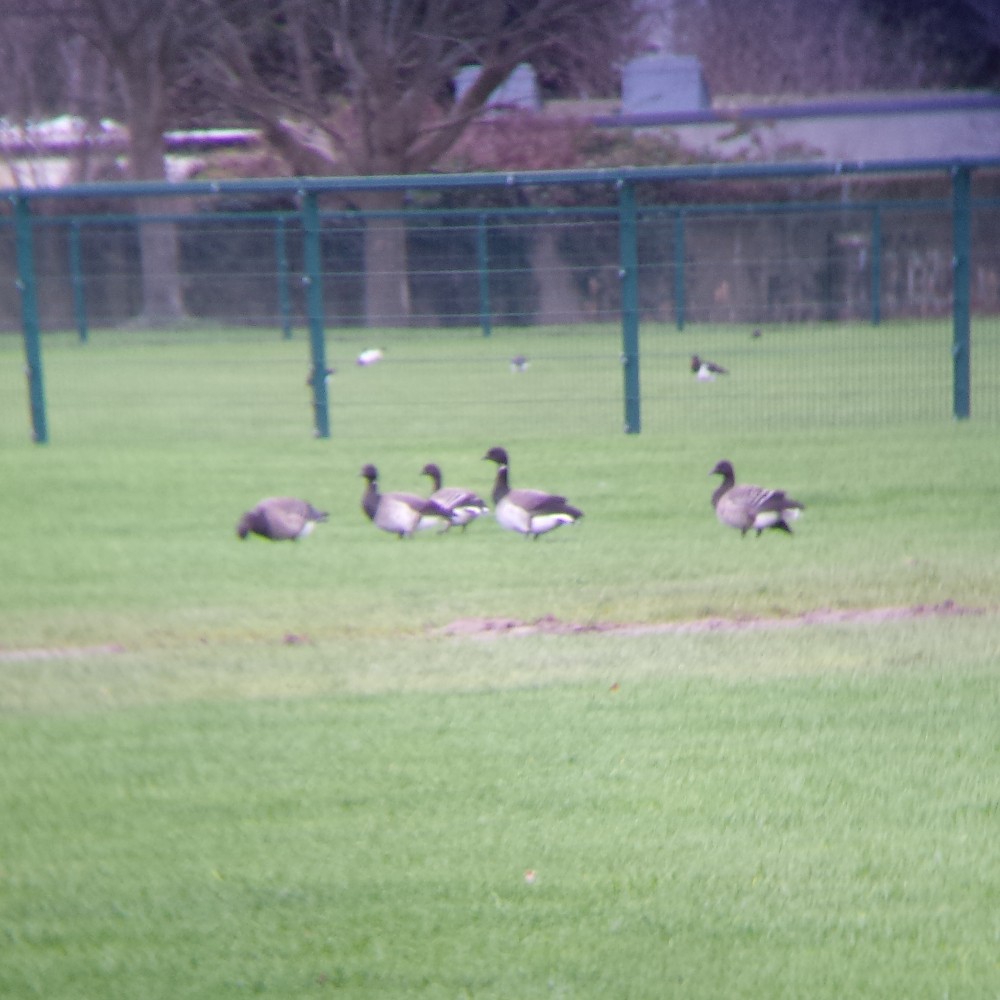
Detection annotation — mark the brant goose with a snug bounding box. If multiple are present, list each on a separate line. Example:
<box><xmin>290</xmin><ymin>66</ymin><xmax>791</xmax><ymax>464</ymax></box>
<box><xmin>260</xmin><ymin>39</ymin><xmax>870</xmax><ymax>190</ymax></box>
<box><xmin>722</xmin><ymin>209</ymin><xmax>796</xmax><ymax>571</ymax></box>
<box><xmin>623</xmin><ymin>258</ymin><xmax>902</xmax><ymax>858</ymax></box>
<box><xmin>710</xmin><ymin>460</ymin><xmax>803</xmax><ymax>536</ymax></box>
<box><xmin>483</xmin><ymin>446</ymin><xmax>583</xmax><ymax>539</ymax></box>
<box><xmin>420</xmin><ymin>463</ymin><xmax>489</xmax><ymax>532</ymax></box>
<box><xmin>237</xmin><ymin>497</ymin><xmax>328</xmax><ymax>541</ymax></box>
<box><xmin>360</xmin><ymin>464</ymin><xmax>451</xmax><ymax>538</ymax></box>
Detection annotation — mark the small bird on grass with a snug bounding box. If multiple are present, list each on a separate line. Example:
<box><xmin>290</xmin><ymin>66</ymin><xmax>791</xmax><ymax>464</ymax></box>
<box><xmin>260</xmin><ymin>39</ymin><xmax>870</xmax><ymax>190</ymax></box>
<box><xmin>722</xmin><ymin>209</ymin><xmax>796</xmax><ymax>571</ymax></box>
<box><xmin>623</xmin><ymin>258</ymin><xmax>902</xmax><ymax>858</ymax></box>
<box><xmin>709</xmin><ymin>460</ymin><xmax>803</xmax><ymax>537</ymax></box>
<box><xmin>237</xmin><ymin>497</ymin><xmax>328</xmax><ymax>541</ymax></box>
<box><xmin>306</xmin><ymin>365</ymin><xmax>335</xmax><ymax>388</ymax></box>
<box><xmin>356</xmin><ymin>348</ymin><xmax>384</xmax><ymax>367</ymax></box>
<box><xmin>510</xmin><ymin>355</ymin><xmax>529</xmax><ymax>372</ymax></box>
<box><xmin>691</xmin><ymin>355</ymin><xmax>728</xmax><ymax>381</ymax></box>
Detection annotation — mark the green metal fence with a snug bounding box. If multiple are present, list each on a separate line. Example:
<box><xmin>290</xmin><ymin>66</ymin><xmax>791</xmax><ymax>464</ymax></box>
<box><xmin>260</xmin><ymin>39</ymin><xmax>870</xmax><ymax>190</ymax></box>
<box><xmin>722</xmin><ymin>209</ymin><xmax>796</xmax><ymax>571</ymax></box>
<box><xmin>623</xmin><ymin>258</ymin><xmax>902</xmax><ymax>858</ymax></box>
<box><xmin>3</xmin><ymin>158</ymin><xmax>999</xmax><ymax>443</ymax></box>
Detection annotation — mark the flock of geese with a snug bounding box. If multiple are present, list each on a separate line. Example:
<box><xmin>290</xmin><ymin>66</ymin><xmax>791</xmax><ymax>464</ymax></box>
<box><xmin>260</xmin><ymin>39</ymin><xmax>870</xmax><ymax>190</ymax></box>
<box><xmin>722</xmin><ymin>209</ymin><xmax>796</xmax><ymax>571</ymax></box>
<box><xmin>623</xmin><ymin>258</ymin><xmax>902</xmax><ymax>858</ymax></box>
<box><xmin>237</xmin><ymin>447</ymin><xmax>804</xmax><ymax>543</ymax></box>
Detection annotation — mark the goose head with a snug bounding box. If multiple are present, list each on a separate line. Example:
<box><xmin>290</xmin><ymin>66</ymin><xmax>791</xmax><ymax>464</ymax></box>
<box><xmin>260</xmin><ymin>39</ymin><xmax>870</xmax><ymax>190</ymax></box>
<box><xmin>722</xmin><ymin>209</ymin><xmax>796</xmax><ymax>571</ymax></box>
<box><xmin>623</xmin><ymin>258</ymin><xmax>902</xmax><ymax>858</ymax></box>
<box><xmin>360</xmin><ymin>463</ymin><xmax>379</xmax><ymax>483</ymax></box>
<box><xmin>483</xmin><ymin>446</ymin><xmax>509</xmax><ymax>466</ymax></box>
<box><xmin>709</xmin><ymin>460</ymin><xmax>736</xmax><ymax>508</ymax></box>
<box><xmin>420</xmin><ymin>462</ymin><xmax>443</xmax><ymax>490</ymax></box>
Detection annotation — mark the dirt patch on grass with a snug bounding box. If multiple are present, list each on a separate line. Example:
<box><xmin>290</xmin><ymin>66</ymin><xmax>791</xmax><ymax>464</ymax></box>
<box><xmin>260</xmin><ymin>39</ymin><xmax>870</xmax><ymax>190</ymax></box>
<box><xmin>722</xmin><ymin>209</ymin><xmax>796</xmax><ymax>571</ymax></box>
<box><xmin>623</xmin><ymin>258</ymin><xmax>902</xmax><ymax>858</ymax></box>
<box><xmin>0</xmin><ymin>643</ymin><xmax>127</xmax><ymax>663</ymax></box>
<box><xmin>435</xmin><ymin>600</ymin><xmax>985</xmax><ymax>639</ymax></box>
<box><xmin>0</xmin><ymin>602</ymin><xmax>986</xmax><ymax>660</ymax></box>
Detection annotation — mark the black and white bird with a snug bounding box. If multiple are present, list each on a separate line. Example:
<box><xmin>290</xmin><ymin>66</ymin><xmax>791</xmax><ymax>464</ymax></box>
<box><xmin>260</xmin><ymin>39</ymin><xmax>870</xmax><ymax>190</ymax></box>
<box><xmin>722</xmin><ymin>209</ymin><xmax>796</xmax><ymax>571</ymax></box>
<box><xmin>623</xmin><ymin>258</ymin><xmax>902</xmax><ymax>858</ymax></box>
<box><xmin>237</xmin><ymin>497</ymin><xmax>328</xmax><ymax>541</ymax></box>
<box><xmin>483</xmin><ymin>446</ymin><xmax>583</xmax><ymax>539</ymax></box>
<box><xmin>510</xmin><ymin>355</ymin><xmax>529</xmax><ymax>373</ymax></box>
<box><xmin>692</xmin><ymin>355</ymin><xmax>728</xmax><ymax>381</ymax></box>
<box><xmin>420</xmin><ymin>463</ymin><xmax>489</xmax><ymax>532</ymax></box>
<box><xmin>360</xmin><ymin>464</ymin><xmax>451</xmax><ymax>539</ymax></box>
<box><xmin>306</xmin><ymin>365</ymin><xmax>335</xmax><ymax>388</ymax></box>
<box><xmin>709</xmin><ymin>460</ymin><xmax>804</xmax><ymax>537</ymax></box>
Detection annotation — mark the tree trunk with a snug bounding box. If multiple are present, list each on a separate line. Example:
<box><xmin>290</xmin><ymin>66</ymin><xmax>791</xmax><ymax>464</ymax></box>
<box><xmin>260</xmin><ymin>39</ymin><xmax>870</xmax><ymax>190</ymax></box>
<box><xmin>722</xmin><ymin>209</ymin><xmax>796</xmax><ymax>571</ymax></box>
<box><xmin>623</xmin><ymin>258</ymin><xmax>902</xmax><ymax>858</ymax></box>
<box><xmin>128</xmin><ymin>107</ymin><xmax>186</xmax><ymax>326</ymax></box>
<box><xmin>358</xmin><ymin>189</ymin><xmax>411</xmax><ymax>328</ymax></box>
<box><xmin>531</xmin><ymin>228</ymin><xmax>586</xmax><ymax>324</ymax></box>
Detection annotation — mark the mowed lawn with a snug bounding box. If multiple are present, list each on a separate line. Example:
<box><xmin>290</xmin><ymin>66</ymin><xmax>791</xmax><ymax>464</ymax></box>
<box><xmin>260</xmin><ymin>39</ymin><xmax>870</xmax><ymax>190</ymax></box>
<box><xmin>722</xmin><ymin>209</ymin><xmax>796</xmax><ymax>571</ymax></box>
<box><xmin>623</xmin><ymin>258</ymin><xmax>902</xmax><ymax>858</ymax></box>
<box><xmin>1</xmin><ymin>323</ymin><xmax>999</xmax><ymax>998</ymax></box>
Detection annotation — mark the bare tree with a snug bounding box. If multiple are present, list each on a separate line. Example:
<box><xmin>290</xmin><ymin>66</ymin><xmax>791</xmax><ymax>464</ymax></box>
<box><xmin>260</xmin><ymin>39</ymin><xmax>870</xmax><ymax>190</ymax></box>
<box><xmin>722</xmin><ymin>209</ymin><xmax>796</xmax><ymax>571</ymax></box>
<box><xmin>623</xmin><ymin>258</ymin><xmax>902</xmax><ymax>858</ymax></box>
<box><xmin>197</xmin><ymin>0</ymin><xmax>643</xmax><ymax>326</ymax></box>
<box><xmin>73</xmin><ymin>0</ymin><xmax>208</xmax><ymax>325</ymax></box>
<box><xmin>4</xmin><ymin>0</ymin><xmax>216</xmax><ymax>325</ymax></box>
<box><xmin>668</xmin><ymin>0</ymin><xmax>996</xmax><ymax>97</ymax></box>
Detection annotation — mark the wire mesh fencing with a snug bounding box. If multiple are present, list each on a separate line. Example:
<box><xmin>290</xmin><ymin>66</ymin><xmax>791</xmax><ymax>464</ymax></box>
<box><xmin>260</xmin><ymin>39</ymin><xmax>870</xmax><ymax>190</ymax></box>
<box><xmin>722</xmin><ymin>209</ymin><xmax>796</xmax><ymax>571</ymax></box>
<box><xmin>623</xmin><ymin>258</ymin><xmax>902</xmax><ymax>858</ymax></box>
<box><xmin>1</xmin><ymin>161</ymin><xmax>998</xmax><ymax>445</ymax></box>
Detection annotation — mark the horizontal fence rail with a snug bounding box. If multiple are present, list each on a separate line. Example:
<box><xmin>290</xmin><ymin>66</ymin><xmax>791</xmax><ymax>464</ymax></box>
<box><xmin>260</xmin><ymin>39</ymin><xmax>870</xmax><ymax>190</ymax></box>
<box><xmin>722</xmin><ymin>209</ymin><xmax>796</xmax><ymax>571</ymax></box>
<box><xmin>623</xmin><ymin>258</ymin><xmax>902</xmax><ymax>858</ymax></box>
<box><xmin>2</xmin><ymin>158</ymin><xmax>999</xmax><ymax>443</ymax></box>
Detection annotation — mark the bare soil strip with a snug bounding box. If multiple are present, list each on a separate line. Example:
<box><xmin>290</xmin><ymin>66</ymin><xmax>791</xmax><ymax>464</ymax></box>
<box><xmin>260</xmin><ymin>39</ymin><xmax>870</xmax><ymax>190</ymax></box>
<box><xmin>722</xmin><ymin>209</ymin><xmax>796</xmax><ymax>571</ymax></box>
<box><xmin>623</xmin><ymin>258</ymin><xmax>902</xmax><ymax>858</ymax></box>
<box><xmin>435</xmin><ymin>600</ymin><xmax>985</xmax><ymax>639</ymax></box>
<box><xmin>0</xmin><ymin>643</ymin><xmax>127</xmax><ymax>663</ymax></box>
<box><xmin>0</xmin><ymin>602</ymin><xmax>987</xmax><ymax>660</ymax></box>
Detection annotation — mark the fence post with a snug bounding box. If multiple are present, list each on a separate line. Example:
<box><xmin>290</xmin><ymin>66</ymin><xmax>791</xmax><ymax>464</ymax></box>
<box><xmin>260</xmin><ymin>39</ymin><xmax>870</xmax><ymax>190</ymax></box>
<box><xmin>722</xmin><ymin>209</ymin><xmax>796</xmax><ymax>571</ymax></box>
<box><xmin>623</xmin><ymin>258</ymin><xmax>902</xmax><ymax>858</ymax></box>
<box><xmin>951</xmin><ymin>166</ymin><xmax>971</xmax><ymax>420</ymax></box>
<box><xmin>618</xmin><ymin>181</ymin><xmax>641</xmax><ymax>434</ymax></box>
<box><xmin>69</xmin><ymin>219</ymin><xmax>89</xmax><ymax>343</ymax></box>
<box><xmin>476</xmin><ymin>213</ymin><xmax>492</xmax><ymax>337</ymax></box>
<box><xmin>870</xmin><ymin>205</ymin><xmax>881</xmax><ymax>327</ymax></box>
<box><xmin>13</xmin><ymin>195</ymin><xmax>48</xmax><ymax>444</ymax></box>
<box><xmin>301</xmin><ymin>192</ymin><xmax>330</xmax><ymax>438</ymax></box>
<box><xmin>674</xmin><ymin>210</ymin><xmax>686</xmax><ymax>331</ymax></box>
<box><xmin>275</xmin><ymin>214</ymin><xmax>293</xmax><ymax>340</ymax></box>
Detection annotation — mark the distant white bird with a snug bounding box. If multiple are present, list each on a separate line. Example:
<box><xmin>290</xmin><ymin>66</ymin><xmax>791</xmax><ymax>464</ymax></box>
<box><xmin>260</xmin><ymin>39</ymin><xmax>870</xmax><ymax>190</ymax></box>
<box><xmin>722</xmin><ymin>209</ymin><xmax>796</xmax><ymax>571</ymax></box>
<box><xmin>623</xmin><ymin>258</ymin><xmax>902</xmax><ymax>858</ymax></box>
<box><xmin>356</xmin><ymin>348</ymin><xmax>384</xmax><ymax>367</ymax></box>
<box><xmin>691</xmin><ymin>354</ymin><xmax>728</xmax><ymax>381</ymax></box>
<box><xmin>510</xmin><ymin>355</ymin><xmax>529</xmax><ymax>373</ymax></box>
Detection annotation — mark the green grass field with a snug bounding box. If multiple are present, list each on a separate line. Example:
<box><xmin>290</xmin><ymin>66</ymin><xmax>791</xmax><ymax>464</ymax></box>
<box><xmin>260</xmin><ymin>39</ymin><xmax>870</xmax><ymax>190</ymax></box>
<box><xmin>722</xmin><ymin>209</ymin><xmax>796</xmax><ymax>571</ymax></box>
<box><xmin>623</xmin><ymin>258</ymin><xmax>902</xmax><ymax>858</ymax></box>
<box><xmin>1</xmin><ymin>323</ymin><xmax>999</xmax><ymax>998</ymax></box>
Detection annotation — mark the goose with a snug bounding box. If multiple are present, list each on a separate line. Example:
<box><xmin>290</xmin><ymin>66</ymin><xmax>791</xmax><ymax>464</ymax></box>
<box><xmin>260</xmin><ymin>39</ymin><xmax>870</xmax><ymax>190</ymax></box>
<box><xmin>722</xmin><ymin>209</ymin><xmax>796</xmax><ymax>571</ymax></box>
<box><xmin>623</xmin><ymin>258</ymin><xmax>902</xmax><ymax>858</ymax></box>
<box><xmin>710</xmin><ymin>460</ymin><xmax>804</xmax><ymax>537</ymax></box>
<box><xmin>420</xmin><ymin>463</ymin><xmax>489</xmax><ymax>532</ymax></box>
<box><xmin>237</xmin><ymin>497</ymin><xmax>328</xmax><ymax>541</ymax></box>
<box><xmin>356</xmin><ymin>348</ymin><xmax>384</xmax><ymax>367</ymax></box>
<box><xmin>510</xmin><ymin>355</ymin><xmax>529</xmax><ymax>373</ymax></box>
<box><xmin>360</xmin><ymin>464</ymin><xmax>451</xmax><ymax>538</ymax></box>
<box><xmin>691</xmin><ymin>354</ymin><xmax>727</xmax><ymax>381</ymax></box>
<box><xmin>482</xmin><ymin>446</ymin><xmax>583</xmax><ymax>539</ymax></box>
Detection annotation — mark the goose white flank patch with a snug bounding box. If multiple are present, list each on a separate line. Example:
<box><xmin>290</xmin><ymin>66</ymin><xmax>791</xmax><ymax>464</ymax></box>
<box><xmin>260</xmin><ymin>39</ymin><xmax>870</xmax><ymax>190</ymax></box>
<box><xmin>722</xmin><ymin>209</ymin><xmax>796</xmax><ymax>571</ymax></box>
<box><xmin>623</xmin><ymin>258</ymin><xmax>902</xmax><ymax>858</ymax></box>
<box><xmin>420</xmin><ymin>463</ymin><xmax>489</xmax><ymax>532</ymax></box>
<box><xmin>360</xmin><ymin>464</ymin><xmax>452</xmax><ymax>539</ymax></box>
<box><xmin>710</xmin><ymin>460</ymin><xmax>804</xmax><ymax>537</ymax></box>
<box><xmin>356</xmin><ymin>348</ymin><xmax>384</xmax><ymax>367</ymax></box>
<box><xmin>483</xmin><ymin>445</ymin><xmax>583</xmax><ymax>539</ymax></box>
<box><xmin>237</xmin><ymin>497</ymin><xmax>328</xmax><ymax>541</ymax></box>
<box><xmin>691</xmin><ymin>354</ymin><xmax>728</xmax><ymax>381</ymax></box>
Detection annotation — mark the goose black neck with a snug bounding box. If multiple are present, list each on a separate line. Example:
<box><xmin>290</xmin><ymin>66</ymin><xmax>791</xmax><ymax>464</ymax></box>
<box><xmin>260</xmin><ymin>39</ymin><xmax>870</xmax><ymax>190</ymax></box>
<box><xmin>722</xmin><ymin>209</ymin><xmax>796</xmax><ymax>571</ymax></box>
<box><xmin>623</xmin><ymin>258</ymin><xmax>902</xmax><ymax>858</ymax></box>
<box><xmin>362</xmin><ymin>481</ymin><xmax>380</xmax><ymax>521</ymax></box>
<box><xmin>491</xmin><ymin>464</ymin><xmax>510</xmax><ymax>505</ymax></box>
<box><xmin>711</xmin><ymin>471</ymin><xmax>734</xmax><ymax>509</ymax></box>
